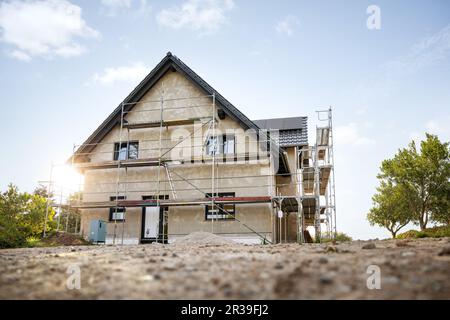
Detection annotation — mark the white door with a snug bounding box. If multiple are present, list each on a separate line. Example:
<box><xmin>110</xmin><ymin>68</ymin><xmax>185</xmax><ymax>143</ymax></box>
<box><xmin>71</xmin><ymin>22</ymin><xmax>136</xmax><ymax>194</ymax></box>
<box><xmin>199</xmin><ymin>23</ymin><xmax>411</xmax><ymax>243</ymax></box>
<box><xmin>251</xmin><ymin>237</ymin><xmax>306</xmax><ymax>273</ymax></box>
<box><xmin>144</xmin><ymin>206</ymin><xmax>160</xmax><ymax>239</ymax></box>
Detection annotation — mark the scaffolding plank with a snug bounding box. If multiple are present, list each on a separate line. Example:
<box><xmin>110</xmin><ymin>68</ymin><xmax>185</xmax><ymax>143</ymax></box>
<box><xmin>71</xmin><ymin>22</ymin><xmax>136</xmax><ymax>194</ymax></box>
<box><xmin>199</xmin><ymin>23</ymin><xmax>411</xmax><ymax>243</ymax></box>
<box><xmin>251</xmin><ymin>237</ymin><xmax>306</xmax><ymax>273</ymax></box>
<box><xmin>74</xmin><ymin>158</ymin><xmax>165</xmax><ymax>170</ymax></box>
<box><xmin>73</xmin><ymin>196</ymin><xmax>272</xmax><ymax>209</ymax></box>
<box><xmin>123</xmin><ymin>117</ymin><xmax>206</xmax><ymax>129</ymax></box>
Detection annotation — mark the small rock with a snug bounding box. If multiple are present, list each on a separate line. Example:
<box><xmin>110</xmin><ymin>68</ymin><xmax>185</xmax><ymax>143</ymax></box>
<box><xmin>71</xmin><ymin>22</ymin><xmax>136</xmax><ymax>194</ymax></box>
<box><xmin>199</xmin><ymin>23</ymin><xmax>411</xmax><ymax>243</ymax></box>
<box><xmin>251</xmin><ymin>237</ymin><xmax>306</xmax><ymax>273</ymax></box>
<box><xmin>384</xmin><ymin>276</ymin><xmax>400</xmax><ymax>285</ymax></box>
<box><xmin>318</xmin><ymin>257</ymin><xmax>328</xmax><ymax>264</ymax></box>
<box><xmin>70</xmin><ymin>248</ymin><xmax>76</xmax><ymax>252</ymax></box>
<box><xmin>140</xmin><ymin>275</ymin><xmax>154</xmax><ymax>281</ymax></box>
<box><xmin>401</xmin><ymin>251</ymin><xmax>416</xmax><ymax>257</ymax></box>
<box><xmin>438</xmin><ymin>245</ymin><xmax>450</xmax><ymax>256</ymax></box>
<box><xmin>325</xmin><ymin>246</ymin><xmax>338</xmax><ymax>253</ymax></box>
<box><xmin>396</xmin><ymin>240</ymin><xmax>409</xmax><ymax>247</ymax></box>
<box><xmin>274</xmin><ymin>263</ymin><xmax>284</xmax><ymax>269</ymax></box>
<box><xmin>163</xmin><ymin>264</ymin><xmax>177</xmax><ymax>271</ymax></box>
<box><xmin>319</xmin><ymin>275</ymin><xmax>333</xmax><ymax>285</ymax></box>
<box><xmin>153</xmin><ymin>273</ymin><xmax>162</xmax><ymax>280</ymax></box>
<box><xmin>362</xmin><ymin>243</ymin><xmax>376</xmax><ymax>249</ymax></box>
<box><xmin>172</xmin><ymin>253</ymin><xmax>178</xmax><ymax>258</ymax></box>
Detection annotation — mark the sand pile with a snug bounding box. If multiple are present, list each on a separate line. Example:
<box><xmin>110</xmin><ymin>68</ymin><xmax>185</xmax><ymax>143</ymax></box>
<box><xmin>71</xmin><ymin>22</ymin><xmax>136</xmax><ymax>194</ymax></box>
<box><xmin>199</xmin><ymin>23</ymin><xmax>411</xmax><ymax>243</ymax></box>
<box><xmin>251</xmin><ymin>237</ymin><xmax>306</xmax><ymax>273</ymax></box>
<box><xmin>172</xmin><ymin>231</ymin><xmax>235</xmax><ymax>246</ymax></box>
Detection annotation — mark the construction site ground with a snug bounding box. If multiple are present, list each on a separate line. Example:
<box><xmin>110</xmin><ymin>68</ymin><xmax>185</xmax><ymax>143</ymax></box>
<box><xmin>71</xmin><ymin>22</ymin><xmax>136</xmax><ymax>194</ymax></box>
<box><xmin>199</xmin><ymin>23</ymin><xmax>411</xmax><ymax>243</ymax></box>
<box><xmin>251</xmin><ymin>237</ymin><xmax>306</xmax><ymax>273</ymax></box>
<box><xmin>1</xmin><ymin>234</ymin><xmax>450</xmax><ymax>299</ymax></box>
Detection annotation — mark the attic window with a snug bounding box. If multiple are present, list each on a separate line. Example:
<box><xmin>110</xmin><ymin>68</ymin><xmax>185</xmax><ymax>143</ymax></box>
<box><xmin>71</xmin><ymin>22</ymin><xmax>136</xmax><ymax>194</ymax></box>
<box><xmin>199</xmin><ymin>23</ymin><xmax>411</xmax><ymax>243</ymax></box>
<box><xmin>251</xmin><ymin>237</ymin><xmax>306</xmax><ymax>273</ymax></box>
<box><xmin>205</xmin><ymin>135</ymin><xmax>235</xmax><ymax>156</ymax></box>
<box><xmin>114</xmin><ymin>141</ymin><xmax>139</xmax><ymax>160</ymax></box>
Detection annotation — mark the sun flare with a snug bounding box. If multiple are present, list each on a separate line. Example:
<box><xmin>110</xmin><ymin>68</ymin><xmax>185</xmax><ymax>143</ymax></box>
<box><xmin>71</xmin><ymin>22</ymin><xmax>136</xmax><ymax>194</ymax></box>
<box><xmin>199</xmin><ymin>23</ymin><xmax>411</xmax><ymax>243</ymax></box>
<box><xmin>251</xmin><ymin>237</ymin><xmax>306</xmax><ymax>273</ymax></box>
<box><xmin>52</xmin><ymin>165</ymin><xmax>84</xmax><ymax>192</ymax></box>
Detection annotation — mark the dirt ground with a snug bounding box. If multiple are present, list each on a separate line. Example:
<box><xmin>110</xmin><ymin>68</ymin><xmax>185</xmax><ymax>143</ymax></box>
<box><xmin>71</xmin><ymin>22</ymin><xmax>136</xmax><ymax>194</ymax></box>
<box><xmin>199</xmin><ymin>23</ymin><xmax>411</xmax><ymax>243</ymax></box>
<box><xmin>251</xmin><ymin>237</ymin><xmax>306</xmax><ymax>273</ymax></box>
<box><xmin>1</xmin><ymin>235</ymin><xmax>450</xmax><ymax>299</ymax></box>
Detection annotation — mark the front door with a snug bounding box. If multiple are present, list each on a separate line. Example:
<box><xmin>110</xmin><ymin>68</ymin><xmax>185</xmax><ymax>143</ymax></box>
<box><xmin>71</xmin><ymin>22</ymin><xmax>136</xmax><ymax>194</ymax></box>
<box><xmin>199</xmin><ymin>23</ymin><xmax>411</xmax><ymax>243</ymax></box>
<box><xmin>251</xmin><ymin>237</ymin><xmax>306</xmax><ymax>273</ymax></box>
<box><xmin>141</xmin><ymin>195</ymin><xmax>168</xmax><ymax>243</ymax></box>
<box><xmin>143</xmin><ymin>206</ymin><xmax>160</xmax><ymax>240</ymax></box>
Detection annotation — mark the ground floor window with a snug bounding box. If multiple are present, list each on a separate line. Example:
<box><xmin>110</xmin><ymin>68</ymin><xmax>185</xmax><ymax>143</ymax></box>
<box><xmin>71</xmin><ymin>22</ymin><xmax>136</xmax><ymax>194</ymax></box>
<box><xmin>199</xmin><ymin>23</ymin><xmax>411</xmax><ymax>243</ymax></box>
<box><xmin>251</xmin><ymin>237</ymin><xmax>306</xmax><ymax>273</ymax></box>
<box><xmin>110</xmin><ymin>196</ymin><xmax>126</xmax><ymax>221</ymax></box>
<box><xmin>205</xmin><ymin>192</ymin><xmax>235</xmax><ymax>220</ymax></box>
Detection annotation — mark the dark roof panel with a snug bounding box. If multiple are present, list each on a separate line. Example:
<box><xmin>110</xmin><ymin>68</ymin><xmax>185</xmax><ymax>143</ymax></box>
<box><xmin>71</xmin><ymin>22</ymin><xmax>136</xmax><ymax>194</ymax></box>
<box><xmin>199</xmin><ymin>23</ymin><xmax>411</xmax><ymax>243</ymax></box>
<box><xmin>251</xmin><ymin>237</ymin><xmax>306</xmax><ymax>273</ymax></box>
<box><xmin>253</xmin><ymin>116</ymin><xmax>307</xmax><ymax>130</ymax></box>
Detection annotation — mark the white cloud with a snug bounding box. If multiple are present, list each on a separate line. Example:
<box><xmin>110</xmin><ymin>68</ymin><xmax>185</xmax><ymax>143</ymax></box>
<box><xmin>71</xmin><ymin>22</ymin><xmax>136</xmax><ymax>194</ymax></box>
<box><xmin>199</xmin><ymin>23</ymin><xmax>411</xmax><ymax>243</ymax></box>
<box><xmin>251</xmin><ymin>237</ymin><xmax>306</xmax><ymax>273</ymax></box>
<box><xmin>335</xmin><ymin>123</ymin><xmax>375</xmax><ymax>146</ymax></box>
<box><xmin>410</xmin><ymin>118</ymin><xmax>450</xmax><ymax>144</ymax></box>
<box><xmin>90</xmin><ymin>62</ymin><xmax>149</xmax><ymax>86</ymax></box>
<box><xmin>101</xmin><ymin>0</ymin><xmax>132</xmax><ymax>8</ymax></box>
<box><xmin>275</xmin><ymin>15</ymin><xmax>300</xmax><ymax>36</ymax></box>
<box><xmin>355</xmin><ymin>24</ymin><xmax>450</xmax><ymax>103</ymax></box>
<box><xmin>0</xmin><ymin>0</ymin><xmax>99</xmax><ymax>61</ymax></box>
<box><xmin>100</xmin><ymin>0</ymin><xmax>131</xmax><ymax>16</ymax></box>
<box><xmin>156</xmin><ymin>0</ymin><xmax>234</xmax><ymax>35</ymax></box>
<box><xmin>7</xmin><ymin>49</ymin><xmax>32</xmax><ymax>62</ymax></box>
<box><xmin>100</xmin><ymin>0</ymin><xmax>151</xmax><ymax>17</ymax></box>
<box><xmin>387</xmin><ymin>24</ymin><xmax>450</xmax><ymax>75</ymax></box>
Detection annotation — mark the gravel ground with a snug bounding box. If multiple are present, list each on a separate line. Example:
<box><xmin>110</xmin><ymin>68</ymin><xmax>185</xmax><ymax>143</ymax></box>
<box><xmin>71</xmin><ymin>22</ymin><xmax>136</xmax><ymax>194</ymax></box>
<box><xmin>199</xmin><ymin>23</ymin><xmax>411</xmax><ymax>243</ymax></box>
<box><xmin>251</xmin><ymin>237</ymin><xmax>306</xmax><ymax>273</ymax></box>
<box><xmin>1</xmin><ymin>236</ymin><xmax>450</xmax><ymax>299</ymax></box>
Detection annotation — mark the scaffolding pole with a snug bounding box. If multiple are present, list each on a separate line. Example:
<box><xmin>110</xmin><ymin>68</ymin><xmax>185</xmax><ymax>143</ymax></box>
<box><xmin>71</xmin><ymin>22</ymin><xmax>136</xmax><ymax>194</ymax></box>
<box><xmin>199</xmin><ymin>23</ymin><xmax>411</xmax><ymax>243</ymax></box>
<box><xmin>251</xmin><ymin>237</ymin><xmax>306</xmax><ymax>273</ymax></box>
<box><xmin>113</xmin><ymin>102</ymin><xmax>125</xmax><ymax>245</ymax></box>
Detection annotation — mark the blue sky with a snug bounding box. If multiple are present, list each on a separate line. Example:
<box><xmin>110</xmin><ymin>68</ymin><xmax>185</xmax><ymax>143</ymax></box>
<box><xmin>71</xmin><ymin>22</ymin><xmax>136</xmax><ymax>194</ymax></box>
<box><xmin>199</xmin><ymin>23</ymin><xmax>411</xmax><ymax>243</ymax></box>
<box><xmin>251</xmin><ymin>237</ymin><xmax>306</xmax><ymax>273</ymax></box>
<box><xmin>0</xmin><ymin>0</ymin><xmax>449</xmax><ymax>239</ymax></box>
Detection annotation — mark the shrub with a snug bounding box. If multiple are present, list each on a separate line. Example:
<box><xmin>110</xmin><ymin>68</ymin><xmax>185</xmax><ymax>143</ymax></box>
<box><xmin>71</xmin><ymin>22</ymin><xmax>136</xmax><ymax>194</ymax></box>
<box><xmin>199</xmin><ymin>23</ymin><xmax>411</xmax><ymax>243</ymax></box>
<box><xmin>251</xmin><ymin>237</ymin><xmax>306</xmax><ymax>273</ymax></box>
<box><xmin>321</xmin><ymin>232</ymin><xmax>352</xmax><ymax>242</ymax></box>
<box><xmin>396</xmin><ymin>225</ymin><xmax>450</xmax><ymax>239</ymax></box>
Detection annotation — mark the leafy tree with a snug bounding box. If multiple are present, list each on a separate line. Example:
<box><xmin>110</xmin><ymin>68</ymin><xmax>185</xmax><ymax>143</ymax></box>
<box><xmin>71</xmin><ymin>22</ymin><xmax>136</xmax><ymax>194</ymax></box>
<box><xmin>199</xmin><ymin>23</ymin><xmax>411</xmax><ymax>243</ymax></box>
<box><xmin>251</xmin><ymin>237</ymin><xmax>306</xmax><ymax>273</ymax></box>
<box><xmin>0</xmin><ymin>184</ymin><xmax>55</xmax><ymax>248</ymax></box>
<box><xmin>377</xmin><ymin>134</ymin><xmax>450</xmax><ymax>230</ymax></box>
<box><xmin>367</xmin><ymin>181</ymin><xmax>411</xmax><ymax>238</ymax></box>
<box><xmin>429</xmin><ymin>182</ymin><xmax>450</xmax><ymax>225</ymax></box>
<box><xmin>33</xmin><ymin>184</ymin><xmax>53</xmax><ymax>199</ymax></box>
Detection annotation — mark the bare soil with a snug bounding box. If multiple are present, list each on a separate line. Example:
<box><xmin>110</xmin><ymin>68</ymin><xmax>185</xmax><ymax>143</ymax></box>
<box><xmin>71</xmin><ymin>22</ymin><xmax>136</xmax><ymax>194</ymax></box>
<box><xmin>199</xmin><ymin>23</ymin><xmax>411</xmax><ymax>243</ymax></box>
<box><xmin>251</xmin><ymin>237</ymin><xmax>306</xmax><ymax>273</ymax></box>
<box><xmin>41</xmin><ymin>232</ymin><xmax>90</xmax><ymax>246</ymax></box>
<box><xmin>1</xmin><ymin>236</ymin><xmax>450</xmax><ymax>299</ymax></box>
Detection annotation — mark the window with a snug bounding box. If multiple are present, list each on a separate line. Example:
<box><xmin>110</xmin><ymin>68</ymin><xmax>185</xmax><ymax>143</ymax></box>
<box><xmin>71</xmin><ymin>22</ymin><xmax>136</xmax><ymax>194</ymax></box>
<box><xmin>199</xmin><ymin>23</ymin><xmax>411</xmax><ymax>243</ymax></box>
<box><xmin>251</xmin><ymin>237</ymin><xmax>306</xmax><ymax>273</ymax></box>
<box><xmin>223</xmin><ymin>134</ymin><xmax>235</xmax><ymax>154</ymax></box>
<box><xmin>206</xmin><ymin>136</ymin><xmax>220</xmax><ymax>156</ymax></box>
<box><xmin>205</xmin><ymin>192</ymin><xmax>235</xmax><ymax>220</ymax></box>
<box><xmin>205</xmin><ymin>135</ymin><xmax>235</xmax><ymax>156</ymax></box>
<box><xmin>114</xmin><ymin>141</ymin><xmax>139</xmax><ymax>160</ymax></box>
<box><xmin>110</xmin><ymin>196</ymin><xmax>126</xmax><ymax>221</ymax></box>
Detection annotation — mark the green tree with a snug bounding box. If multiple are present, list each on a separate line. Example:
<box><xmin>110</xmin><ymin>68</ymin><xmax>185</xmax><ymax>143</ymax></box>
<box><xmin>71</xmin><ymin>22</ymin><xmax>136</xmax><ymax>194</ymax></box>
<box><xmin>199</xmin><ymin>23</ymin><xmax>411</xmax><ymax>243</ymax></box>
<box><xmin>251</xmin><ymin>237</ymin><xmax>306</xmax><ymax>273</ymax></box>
<box><xmin>0</xmin><ymin>184</ymin><xmax>55</xmax><ymax>248</ymax></box>
<box><xmin>377</xmin><ymin>133</ymin><xmax>450</xmax><ymax>230</ymax></box>
<box><xmin>367</xmin><ymin>181</ymin><xmax>411</xmax><ymax>238</ymax></box>
<box><xmin>33</xmin><ymin>184</ymin><xmax>53</xmax><ymax>199</ymax></box>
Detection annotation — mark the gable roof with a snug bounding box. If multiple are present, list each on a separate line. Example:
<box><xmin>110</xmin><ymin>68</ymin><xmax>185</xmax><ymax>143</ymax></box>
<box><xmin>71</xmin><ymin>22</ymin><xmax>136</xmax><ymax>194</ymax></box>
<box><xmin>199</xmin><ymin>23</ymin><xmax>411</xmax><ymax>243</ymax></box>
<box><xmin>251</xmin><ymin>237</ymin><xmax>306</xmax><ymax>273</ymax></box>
<box><xmin>74</xmin><ymin>52</ymin><xmax>261</xmax><ymax>158</ymax></box>
<box><xmin>72</xmin><ymin>52</ymin><xmax>294</xmax><ymax>173</ymax></box>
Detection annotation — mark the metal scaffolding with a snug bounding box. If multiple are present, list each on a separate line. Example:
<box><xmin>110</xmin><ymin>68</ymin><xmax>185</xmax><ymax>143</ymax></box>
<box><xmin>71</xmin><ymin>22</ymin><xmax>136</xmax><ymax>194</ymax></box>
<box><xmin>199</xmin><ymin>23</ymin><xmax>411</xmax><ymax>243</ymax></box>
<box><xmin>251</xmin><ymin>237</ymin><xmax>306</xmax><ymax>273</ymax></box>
<box><xmin>295</xmin><ymin>108</ymin><xmax>336</xmax><ymax>242</ymax></box>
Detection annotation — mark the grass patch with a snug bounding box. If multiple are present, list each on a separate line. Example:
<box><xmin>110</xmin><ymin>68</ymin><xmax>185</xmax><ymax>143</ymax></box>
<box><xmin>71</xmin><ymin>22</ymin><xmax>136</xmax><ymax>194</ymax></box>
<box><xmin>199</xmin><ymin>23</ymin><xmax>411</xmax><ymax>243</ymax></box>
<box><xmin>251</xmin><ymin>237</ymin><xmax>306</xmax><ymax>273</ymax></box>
<box><xmin>321</xmin><ymin>232</ymin><xmax>353</xmax><ymax>243</ymax></box>
<box><xmin>397</xmin><ymin>225</ymin><xmax>450</xmax><ymax>239</ymax></box>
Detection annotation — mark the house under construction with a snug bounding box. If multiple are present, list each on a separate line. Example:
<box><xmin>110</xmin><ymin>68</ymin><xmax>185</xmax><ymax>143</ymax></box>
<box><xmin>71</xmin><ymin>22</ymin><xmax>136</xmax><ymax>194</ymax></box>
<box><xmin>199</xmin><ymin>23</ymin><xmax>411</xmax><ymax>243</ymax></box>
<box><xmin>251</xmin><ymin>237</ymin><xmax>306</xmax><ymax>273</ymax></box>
<box><xmin>63</xmin><ymin>52</ymin><xmax>336</xmax><ymax>244</ymax></box>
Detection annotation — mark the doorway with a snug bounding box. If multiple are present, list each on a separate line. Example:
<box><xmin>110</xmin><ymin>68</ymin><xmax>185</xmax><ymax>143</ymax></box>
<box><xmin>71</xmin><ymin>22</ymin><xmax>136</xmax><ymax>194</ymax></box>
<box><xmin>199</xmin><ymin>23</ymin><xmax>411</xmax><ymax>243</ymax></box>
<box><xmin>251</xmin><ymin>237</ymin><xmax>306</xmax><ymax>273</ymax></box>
<box><xmin>141</xmin><ymin>195</ymin><xmax>168</xmax><ymax>243</ymax></box>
